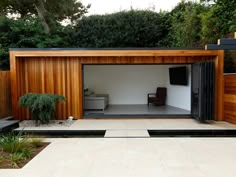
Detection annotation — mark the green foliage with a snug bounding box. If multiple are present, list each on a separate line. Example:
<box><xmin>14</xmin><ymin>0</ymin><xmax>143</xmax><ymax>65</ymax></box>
<box><xmin>30</xmin><ymin>138</ymin><xmax>44</xmax><ymax>148</ymax></box>
<box><xmin>9</xmin><ymin>150</ymin><xmax>31</xmax><ymax>168</ymax></box>
<box><xmin>0</xmin><ymin>131</ymin><xmax>45</xmax><ymax>168</ymax></box>
<box><xmin>0</xmin><ymin>0</ymin><xmax>89</xmax><ymax>33</ymax></box>
<box><xmin>0</xmin><ymin>131</ymin><xmax>30</xmax><ymax>153</ymax></box>
<box><xmin>10</xmin><ymin>153</ymin><xmax>25</xmax><ymax>168</ymax></box>
<box><xmin>168</xmin><ymin>0</ymin><xmax>236</xmax><ymax>48</ymax></box>
<box><xmin>0</xmin><ymin>1</ymin><xmax>235</xmax><ymax>71</ymax></box>
<box><xmin>0</xmin><ymin>0</ymin><xmax>89</xmax><ymax>21</ymax></box>
<box><xmin>75</xmin><ymin>10</ymin><xmax>171</xmax><ymax>48</ymax></box>
<box><xmin>26</xmin><ymin>135</ymin><xmax>45</xmax><ymax>148</ymax></box>
<box><xmin>0</xmin><ymin>16</ymin><xmax>73</xmax><ymax>70</ymax></box>
<box><xmin>200</xmin><ymin>0</ymin><xmax>236</xmax><ymax>39</ymax></box>
<box><xmin>18</xmin><ymin>93</ymin><xmax>65</xmax><ymax>124</ymax></box>
<box><xmin>169</xmin><ymin>1</ymin><xmax>209</xmax><ymax>47</ymax></box>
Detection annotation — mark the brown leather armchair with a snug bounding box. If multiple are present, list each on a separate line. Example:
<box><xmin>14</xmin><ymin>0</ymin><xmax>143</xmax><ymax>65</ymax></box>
<box><xmin>147</xmin><ymin>87</ymin><xmax>167</xmax><ymax>106</ymax></box>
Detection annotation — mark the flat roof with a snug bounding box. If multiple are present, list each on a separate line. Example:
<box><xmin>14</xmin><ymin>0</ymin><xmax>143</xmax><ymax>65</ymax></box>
<box><xmin>9</xmin><ymin>48</ymin><xmax>221</xmax><ymax>57</ymax></box>
<box><xmin>9</xmin><ymin>47</ymin><xmax>205</xmax><ymax>51</ymax></box>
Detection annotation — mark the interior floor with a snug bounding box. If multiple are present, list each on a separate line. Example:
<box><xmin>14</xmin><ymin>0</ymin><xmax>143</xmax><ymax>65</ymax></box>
<box><xmin>84</xmin><ymin>104</ymin><xmax>191</xmax><ymax>117</ymax></box>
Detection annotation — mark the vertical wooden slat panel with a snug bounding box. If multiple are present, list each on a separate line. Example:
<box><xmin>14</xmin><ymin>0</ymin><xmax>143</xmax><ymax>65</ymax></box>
<box><xmin>45</xmin><ymin>58</ymin><xmax>54</xmax><ymax>93</ymax></box>
<box><xmin>70</xmin><ymin>58</ymin><xmax>80</xmax><ymax>118</ymax></box>
<box><xmin>14</xmin><ymin>57</ymin><xmax>82</xmax><ymax>120</ymax></box>
<box><xmin>0</xmin><ymin>71</ymin><xmax>12</xmax><ymax>118</ymax></box>
<box><xmin>53</xmin><ymin>58</ymin><xmax>62</xmax><ymax>119</ymax></box>
<box><xmin>78</xmin><ymin>63</ymin><xmax>83</xmax><ymax>118</ymax></box>
<box><xmin>61</xmin><ymin>59</ymin><xmax>67</xmax><ymax>118</ymax></box>
<box><xmin>18</xmin><ymin>58</ymin><xmax>27</xmax><ymax>119</ymax></box>
<box><xmin>66</xmin><ymin>58</ymin><xmax>72</xmax><ymax>117</ymax></box>
<box><xmin>215</xmin><ymin>50</ymin><xmax>224</xmax><ymax>121</ymax></box>
<box><xmin>10</xmin><ymin>53</ymin><xmax>18</xmax><ymax>120</ymax></box>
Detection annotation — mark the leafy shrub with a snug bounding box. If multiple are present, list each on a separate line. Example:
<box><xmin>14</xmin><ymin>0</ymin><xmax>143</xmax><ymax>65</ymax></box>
<box><xmin>18</xmin><ymin>93</ymin><xmax>65</xmax><ymax>124</ymax></box>
<box><xmin>0</xmin><ymin>131</ymin><xmax>31</xmax><ymax>153</ymax></box>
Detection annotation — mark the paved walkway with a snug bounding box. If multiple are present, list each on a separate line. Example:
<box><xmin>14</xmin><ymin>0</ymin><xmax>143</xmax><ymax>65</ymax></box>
<box><xmin>1</xmin><ymin>138</ymin><xmax>236</xmax><ymax>177</ymax></box>
<box><xmin>16</xmin><ymin>119</ymin><xmax>236</xmax><ymax>131</ymax></box>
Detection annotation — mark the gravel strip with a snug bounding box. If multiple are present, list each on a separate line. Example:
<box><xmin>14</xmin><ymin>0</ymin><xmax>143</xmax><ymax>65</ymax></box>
<box><xmin>19</xmin><ymin>120</ymin><xmax>76</xmax><ymax>127</ymax></box>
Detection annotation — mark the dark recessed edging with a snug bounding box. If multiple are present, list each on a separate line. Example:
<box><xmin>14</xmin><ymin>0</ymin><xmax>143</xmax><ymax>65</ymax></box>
<box><xmin>83</xmin><ymin>114</ymin><xmax>191</xmax><ymax>118</ymax></box>
<box><xmin>13</xmin><ymin>129</ymin><xmax>236</xmax><ymax>138</ymax></box>
<box><xmin>0</xmin><ymin>118</ymin><xmax>19</xmax><ymax>133</ymax></box>
<box><xmin>14</xmin><ymin>130</ymin><xmax>106</xmax><ymax>138</ymax></box>
<box><xmin>148</xmin><ymin>129</ymin><xmax>236</xmax><ymax>137</ymax></box>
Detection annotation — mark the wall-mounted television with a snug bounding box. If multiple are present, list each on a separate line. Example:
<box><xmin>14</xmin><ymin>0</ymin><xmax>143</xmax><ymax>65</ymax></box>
<box><xmin>169</xmin><ymin>66</ymin><xmax>188</xmax><ymax>86</ymax></box>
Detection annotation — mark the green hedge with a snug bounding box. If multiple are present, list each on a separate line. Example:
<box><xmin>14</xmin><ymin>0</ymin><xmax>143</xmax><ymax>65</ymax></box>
<box><xmin>75</xmin><ymin>10</ymin><xmax>170</xmax><ymax>48</ymax></box>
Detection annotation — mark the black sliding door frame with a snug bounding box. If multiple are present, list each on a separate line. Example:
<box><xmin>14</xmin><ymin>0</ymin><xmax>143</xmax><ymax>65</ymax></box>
<box><xmin>191</xmin><ymin>61</ymin><xmax>215</xmax><ymax>122</ymax></box>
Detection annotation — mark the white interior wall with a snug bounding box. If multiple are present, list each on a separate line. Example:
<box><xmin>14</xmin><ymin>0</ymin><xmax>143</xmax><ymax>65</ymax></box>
<box><xmin>165</xmin><ymin>65</ymin><xmax>191</xmax><ymax>111</ymax></box>
<box><xmin>84</xmin><ymin>65</ymin><xmax>166</xmax><ymax>104</ymax></box>
<box><xmin>84</xmin><ymin>64</ymin><xmax>191</xmax><ymax>110</ymax></box>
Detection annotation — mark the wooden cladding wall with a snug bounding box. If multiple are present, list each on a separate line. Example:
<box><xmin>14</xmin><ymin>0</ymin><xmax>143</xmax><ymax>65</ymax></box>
<box><xmin>10</xmin><ymin>51</ymin><xmax>223</xmax><ymax>120</ymax></box>
<box><xmin>16</xmin><ymin>57</ymin><xmax>82</xmax><ymax>120</ymax></box>
<box><xmin>224</xmin><ymin>74</ymin><xmax>236</xmax><ymax>123</ymax></box>
<box><xmin>0</xmin><ymin>71</ymin><xmax>12</xmax><ymax>118</ymax></box>
<box><xmin>80</xmin><ymin>56</ymin><xmax>215</xmax><ymax>64</ymax></box>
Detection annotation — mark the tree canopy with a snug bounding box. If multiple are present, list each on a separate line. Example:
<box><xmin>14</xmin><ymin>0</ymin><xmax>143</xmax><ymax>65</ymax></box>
<box><xmin>0</xmin><ymin>0</ymin><xmax>90</xmax><ymax>33</ymax></box>
<box><xmin>75</xmin><ymin>10</ymin><xmax>170</xmax><ymax>48</ymax></box>
<box><xmin>0</xmin><ymin>0</ymin><xmax>235</xmax><ymax>70</ymax></box>
<box><xmin>168</xmin><ymin>1</ymin><xmax>208</xmax><ymax>47</ymax></box>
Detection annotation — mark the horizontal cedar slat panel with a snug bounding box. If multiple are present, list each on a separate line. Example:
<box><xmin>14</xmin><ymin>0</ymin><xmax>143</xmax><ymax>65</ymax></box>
<box><xmin>224</xmin><ymin>74</ymin><xmax>236</xmax><ymax>124</ymax></box>
<box><xmin>80</xmin><ymin>56</ymin><xmax>215</xmax><ymax>64</ymax></box>
<box><xmin>224</xmin><ymin>110</ymin><xmax>236</xmax><ymax>116</ymax></box>
<box><xmin>224</xmin><ymin>82</ymin><xmax>236</xmax><ymax>86</ymax></box>
<box><xmin>224</xmin><ymin>94</ymin><xmax>236</xmax><ymax>103</ymax></box>
<box><xmin>224</xmin><ymin>75</ymin><xmax>236</xmax><ymax>94</ymax></box>
<box><xmin>224</xmin><ymin>102</ymin><xmax>236</xmax><ymax>110</ymax></box>
<box><xmin>225</xmin><ymin>90</ymin><xmax>236</xmax><ymax>94</ymax></box>
<box><xmin>224</xmin><ymin>116</ymin><xmax>236</xmax><ymax>124</ymax></box>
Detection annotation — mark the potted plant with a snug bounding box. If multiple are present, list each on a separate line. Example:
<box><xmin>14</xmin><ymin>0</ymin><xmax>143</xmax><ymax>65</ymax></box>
<box><xmin>18</xmin><ymin>93</ymin><xmax>65</xmax><ymax>124</ymax></box>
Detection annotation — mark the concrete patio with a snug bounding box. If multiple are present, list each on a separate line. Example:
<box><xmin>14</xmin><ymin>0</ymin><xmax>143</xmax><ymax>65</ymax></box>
<box><xmin>15</xmin><ymin>119</ymin><xmax>236</xmax><ymax>137</ymax></box>
<box><xmin>1</xmin><ymin>137</ymin><xmax>236</xmax><ymax>177</ymax></box>
<box><xmin>16</xmin><ymin>119</ymin><xmax>236</xmax><ymax>131</ymax></box>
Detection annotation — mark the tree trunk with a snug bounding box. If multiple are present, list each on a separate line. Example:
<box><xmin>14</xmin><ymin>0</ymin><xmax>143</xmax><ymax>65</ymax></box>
<box><xmin>34</xmin><ymin>0</ymin><xmax>50</xmax><ymax>34</ymax></box>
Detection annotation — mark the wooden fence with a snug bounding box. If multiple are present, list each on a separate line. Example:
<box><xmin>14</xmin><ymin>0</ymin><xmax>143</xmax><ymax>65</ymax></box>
<box><xmin>224</xmin><ymin>74</ymin><xmax>236</xmax><ymax>124</ymax></box>
<box><xmin>0</xmin><ymin>71</ymin><xmax>12</xmax><ymax>118</ymax></box>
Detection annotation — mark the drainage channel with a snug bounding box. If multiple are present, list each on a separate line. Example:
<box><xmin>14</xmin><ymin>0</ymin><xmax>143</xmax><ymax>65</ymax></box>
<box><xmin>148</xmin><ymin>129</ymin><xmax>236</xmax><ymax>137</ymax></box>
<box><xmin>14</xmin><ymin>130</ymin><xmax>106</xmax><ymax>138</ymax></box>
<box><xmin>12</xmin><ymin>129</ymin><xmax>236</xmax><ymax>138</ymax></box>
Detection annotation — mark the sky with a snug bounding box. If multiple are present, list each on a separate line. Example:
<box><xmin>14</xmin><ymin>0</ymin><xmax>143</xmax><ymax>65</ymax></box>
<box><xmin>81</xmin><ymin>0</ymin><xmax>185</xmax><ymax>15</ymax></box>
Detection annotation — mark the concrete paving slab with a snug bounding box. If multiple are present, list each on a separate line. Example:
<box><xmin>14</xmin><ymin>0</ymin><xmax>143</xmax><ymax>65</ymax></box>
<box><xmin>1</xmin><ymin>138</ymin><xmax>236</xmax><ymax>177</ymax></box>
<box><xmin>16</xmin><ymin>119</ymin><xmax>236</xmax><ymax>131</ymax></box>
<box><xmin>105</xmin><ymin>130</ymin><xmax>150</xmax><ymax>138</ymax></box>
